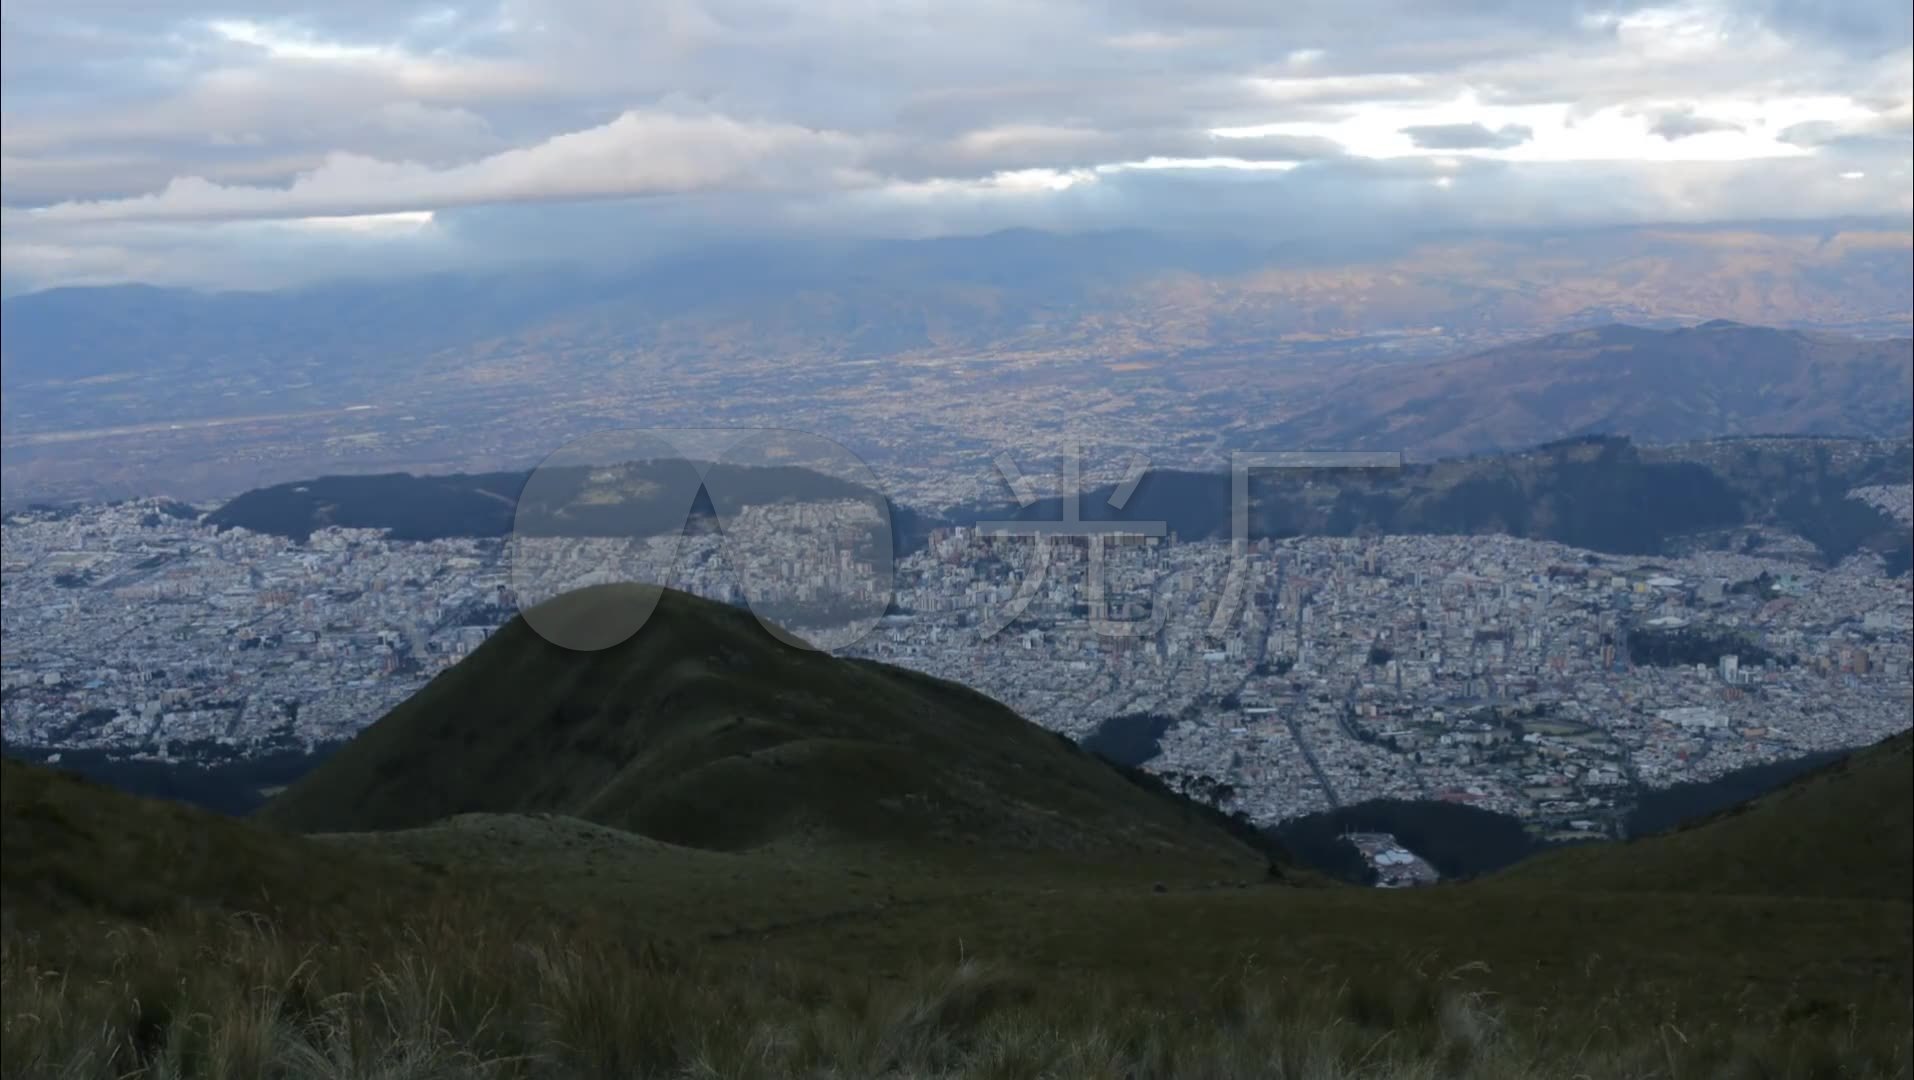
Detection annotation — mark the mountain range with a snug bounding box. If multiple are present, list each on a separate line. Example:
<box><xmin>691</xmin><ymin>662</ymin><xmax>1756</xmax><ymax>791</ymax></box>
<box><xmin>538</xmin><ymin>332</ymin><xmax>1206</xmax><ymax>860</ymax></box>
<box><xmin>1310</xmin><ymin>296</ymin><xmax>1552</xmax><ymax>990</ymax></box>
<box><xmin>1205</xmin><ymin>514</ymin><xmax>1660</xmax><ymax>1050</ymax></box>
<box><xmin>965</xmin><ymin>433</ymin><xmax>1914</xmax><ymax>566</ymax></box>
<box><xmin>4</xmin><ymin>227</ymin><xmax>1908</xmax><ymax>389</ymax></box>
<box><xmin>187</xmin><ymin>431</ymin><xmax>1912</xmax><ymax>565</ymax></box>
<box><xmin>199</xmin><ymin>458</ymin><xmax>939</xmax><ymax>546</ymax></box>
<box><xmin>3</xmin><ymin>240</ymin><xmax>1910</xmax><ymax>507</ymax></box>
<box><xmin>1255</xmin><ymin>321</ymin><xmax>1913</xmax><ymax>459</ymax></box>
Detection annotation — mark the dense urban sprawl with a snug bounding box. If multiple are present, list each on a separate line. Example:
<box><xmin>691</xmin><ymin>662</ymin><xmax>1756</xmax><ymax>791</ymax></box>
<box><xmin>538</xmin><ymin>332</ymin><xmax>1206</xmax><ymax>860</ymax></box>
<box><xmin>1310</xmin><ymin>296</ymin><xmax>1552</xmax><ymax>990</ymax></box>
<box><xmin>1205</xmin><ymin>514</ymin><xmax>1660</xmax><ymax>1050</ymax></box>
<box><xmin>3</xmin><ymin>487</ymin><xmax>1909</xmax><ymax>841</ymax></box>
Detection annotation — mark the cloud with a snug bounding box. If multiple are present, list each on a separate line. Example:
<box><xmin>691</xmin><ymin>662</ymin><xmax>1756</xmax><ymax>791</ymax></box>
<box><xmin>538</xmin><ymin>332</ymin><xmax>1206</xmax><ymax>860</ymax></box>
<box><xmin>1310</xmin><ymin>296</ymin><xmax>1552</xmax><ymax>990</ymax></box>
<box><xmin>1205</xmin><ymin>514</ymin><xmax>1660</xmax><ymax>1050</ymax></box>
<box><xmin>2</xmin><ymin>0</ymin><xmax>1911</xmax><ymax>291</ymax></box>
<box><xmin>865</xmin><ymin>126</ymin><xmax>1346</xmax><ymax>180</ymax></box>
<box><xmin>1400</xmin><ymin>122</ymin><xmax>1535</xmax><ymax>150</ymax></box>
<box><xmin>8</xmin><ymin>110</ymin><xmax>868</xmax><ymax>225</ymax></box>
<box><xmin>1729</xmin><ymin>0</ymin><xmax>1914</xmax><ymax>53</ymax></box>
<box><xmin>0</xmin><ymin>214</ymin><xmax>460</xmax><ymax>297</ymax></box>
<box><xmin>1644</xmin><ymin>106</ymin><xmax>1745</xmax><ymax>140</ymax></box>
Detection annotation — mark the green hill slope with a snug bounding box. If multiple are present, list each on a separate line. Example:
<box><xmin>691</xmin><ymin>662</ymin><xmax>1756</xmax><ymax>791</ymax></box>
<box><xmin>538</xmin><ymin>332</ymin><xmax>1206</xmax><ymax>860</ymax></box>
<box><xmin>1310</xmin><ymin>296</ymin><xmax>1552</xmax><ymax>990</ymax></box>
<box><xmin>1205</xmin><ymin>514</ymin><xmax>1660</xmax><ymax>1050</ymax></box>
<box><xmin>7</xmin><ymin>597</ymin><xmax>1912</xmax><ymax>1077</ymax></box>
<box><xmin>1500</xmin><ymin>729</ymin><xmax>1913</xmax><ymax>900</ymax></box>
<box><xmin>261</xmin><ymin>584</ymin><xmax>1269</xmax><ymax>873</ymax></box>
<box><xmin>0</xmin><ymin>758</ymin><xmax>436</xmax><ymax>930</ymax></box>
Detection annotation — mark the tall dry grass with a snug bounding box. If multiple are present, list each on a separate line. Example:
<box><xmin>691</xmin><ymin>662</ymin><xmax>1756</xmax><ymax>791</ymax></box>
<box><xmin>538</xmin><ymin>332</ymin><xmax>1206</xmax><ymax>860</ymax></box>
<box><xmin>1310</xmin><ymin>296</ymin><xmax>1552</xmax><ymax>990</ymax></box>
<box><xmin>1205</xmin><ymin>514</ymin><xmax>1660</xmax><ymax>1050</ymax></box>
<box><xmin>3</xmin><ymin>908</ymin><xmax>1908</xmax><ymax>1080</ymax></box>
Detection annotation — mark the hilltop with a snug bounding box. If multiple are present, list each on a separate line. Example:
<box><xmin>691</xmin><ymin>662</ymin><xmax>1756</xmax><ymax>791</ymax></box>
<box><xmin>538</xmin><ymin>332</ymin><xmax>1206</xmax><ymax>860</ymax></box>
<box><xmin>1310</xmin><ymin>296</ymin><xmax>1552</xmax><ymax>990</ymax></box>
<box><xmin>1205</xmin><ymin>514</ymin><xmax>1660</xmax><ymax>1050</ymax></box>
<box><xmin>1501</xmin><ymin>729</ymin><xmax>1914</xmax><ymax>901</ymax></box>
<box><xmin>261</xmin><ymin>584</ymin><xmax>1272</xmax><ymax>873</ymax></box>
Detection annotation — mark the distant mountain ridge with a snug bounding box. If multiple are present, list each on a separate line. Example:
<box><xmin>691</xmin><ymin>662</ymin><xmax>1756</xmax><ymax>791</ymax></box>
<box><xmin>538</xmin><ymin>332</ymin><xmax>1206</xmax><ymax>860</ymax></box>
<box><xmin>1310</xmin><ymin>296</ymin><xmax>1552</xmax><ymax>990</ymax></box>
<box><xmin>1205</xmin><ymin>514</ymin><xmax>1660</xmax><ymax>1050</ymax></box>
<box><xmin>202</xmin><ymin>459</ymin><xmax>946</xmax><ymax>548</ymax></box>
<box><xmin>193</xmin><ymin>433</ymin><xmax>1914</xmax><ymax>568</ymax></box>
<box><xmin>961</xmin><ymin>433</ymin><xmax>1913</xmax><ymax>564</ymax></box>
<box><xmin>1257</xmin><ymin>321</ymin><xmax>1913</xmax><ymax>459</ymax></box>
<box><xmin>4</xmin><ymin>227</ymin><xmax>1907</xmax><ymax>391</ymax></box>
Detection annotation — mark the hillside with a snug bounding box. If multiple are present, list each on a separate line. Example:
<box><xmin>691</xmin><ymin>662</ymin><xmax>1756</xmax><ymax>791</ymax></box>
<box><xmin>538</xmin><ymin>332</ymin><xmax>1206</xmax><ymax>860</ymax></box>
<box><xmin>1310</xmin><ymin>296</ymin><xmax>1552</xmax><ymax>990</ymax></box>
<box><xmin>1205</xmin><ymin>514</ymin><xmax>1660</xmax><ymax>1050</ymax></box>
<box><xmin>1501</xmin><ymin>729</ymin><xmax>1914</xmax><ymax>901</ymax></box>
<box><xmin>966</xmin><ymin>433</ymin><xmax>1913</xmax><ymax>562</ymax></box>
<box><xmin>202</xmin><ymin>458</ymin><xmax>938</xmax><ymax>546</ymax></box>
<box><xmin>9</xmin><ymin>701</ymin><xmax>1911</xmax><ymax>1079</ymax></box>
<box><xmin>261</xmin><ymin>584</ymin><xmax>1271</xmax><ymax>873</ymax></box>
<box><xmin>1263</xmin><ymin>322</ymin><xmax>1914</xmax><ymax>459</ymax></box>
<box><xmin>0</xmin><ymin>757</ymin><xmax>435</xmax><ymax>930</ymax></box>
<box><xmin>7</xmin><ymin>603</ymin><xmax>1912</xmax><ymax>1076</ymax></box>
<box><xmin>192</xmin><ymin>433</ymin><xmax>1912</xmax><ymax>568</ymax></box>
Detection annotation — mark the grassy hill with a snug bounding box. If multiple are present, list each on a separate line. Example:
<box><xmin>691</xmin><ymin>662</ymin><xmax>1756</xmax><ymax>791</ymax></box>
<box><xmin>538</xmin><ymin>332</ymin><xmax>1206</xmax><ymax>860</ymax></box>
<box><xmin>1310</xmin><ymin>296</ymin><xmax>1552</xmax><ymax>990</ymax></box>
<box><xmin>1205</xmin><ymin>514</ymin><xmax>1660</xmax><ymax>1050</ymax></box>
<box><xmin>261</xmin><ymin>584</ymin><xmax>1271</xmax><ymax>874</ymax></box>
<box><xmin>1500</xmin><ymin>729</ymin><xmax>1913</xmax><ymax>900</ymax></box>
<box><xmin>0</xmin><ymin>758</ymin><xmax>437</xmax><ymax>932</ymax></box>
<box><xmin>6</xmin><ymin>591</ymin><xmax>1912</xmax><ymax>1076</ymax></box>
<box><xmin>8</xmin><ymin>749</ymin><xmax>1909</xmax><ymax>1077</ymax></box>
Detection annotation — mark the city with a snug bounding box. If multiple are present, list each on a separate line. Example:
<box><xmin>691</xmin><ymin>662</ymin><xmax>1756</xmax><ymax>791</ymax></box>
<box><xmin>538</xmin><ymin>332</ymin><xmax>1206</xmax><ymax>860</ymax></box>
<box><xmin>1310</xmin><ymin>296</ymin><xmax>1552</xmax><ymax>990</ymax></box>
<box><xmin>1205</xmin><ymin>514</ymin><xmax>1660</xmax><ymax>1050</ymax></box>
<box><xmin>6</xmin><ymin>478</ymin><xmax>1908</xmax><ymax>840</ymax></box>
<box><xmin>3</xmin><ymin>0</ymin><xmax>1912</xmax><ymax>1066</ymax></box>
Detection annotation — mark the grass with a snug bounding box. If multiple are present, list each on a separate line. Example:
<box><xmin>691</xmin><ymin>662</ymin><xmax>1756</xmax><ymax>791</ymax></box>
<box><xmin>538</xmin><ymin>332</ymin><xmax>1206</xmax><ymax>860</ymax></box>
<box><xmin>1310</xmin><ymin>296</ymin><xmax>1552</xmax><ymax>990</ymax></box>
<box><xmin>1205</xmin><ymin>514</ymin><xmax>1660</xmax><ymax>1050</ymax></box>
<box><xmin>1505</xmin><ymin>730</ymin><xmax>1914</xmax><ymax>901</ymax></box>
<box><xmin>10</xmin><ymin>783</ymin><xmax>1908</xmax><ymax>1076</ymax></box>
<box><xmin>8</xmin><ymin>591</ymin><xmax>1912</xmax><ymax>1077</ymax></box>
<box><xmin>317</xmin><ymin>817</ymin><xmax>1905</xmax><ymax>995</ymax></box>
<box><xmin>6</xmin><ymin>901</ymin><xmax>1908</xmax><ymax>1079</ymax></box>
<box><xmin>0</xmin><ymin>758</ymin><xmax>441</xmax><ymax>935</ymax></box>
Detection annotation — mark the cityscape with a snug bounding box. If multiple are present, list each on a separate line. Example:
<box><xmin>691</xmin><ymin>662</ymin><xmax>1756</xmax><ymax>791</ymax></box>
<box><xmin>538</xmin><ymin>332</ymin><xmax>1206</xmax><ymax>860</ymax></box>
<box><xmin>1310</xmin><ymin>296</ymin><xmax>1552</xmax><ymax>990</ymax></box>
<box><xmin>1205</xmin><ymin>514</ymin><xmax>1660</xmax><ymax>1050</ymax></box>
<box><xmin>4</xmin><ymin>0</ymin><xmax>1912</xmax><ymax>1068</ymax></box>
<box><xmin>6</xmin><ymin>474</ymin><xmax>1908</xmax><ymax>840</ymax></box>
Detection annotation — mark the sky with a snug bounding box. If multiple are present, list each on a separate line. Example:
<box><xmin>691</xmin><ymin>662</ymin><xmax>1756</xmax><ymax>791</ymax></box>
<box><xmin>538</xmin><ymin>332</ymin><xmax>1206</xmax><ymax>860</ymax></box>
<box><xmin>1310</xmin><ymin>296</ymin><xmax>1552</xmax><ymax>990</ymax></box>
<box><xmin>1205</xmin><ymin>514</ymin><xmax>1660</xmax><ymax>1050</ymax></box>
<box><xmin>1</xmin><ymin>0</ymin><xmax>1909</xmax><ymax>293</ymax></box>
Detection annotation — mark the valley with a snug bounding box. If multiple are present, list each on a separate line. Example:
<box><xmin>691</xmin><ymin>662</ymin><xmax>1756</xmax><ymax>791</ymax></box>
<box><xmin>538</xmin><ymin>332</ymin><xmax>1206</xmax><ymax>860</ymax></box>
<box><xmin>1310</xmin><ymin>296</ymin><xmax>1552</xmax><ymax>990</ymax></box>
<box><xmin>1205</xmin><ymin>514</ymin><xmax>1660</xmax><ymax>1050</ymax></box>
<box><xmin>7</xmin><ymin>433</ymin><xmax>1908</xmax><ymax>852</ymax></box>
<box><xmin>4</xmin><ymin>242</ymin><xmax>1910</xmax><ymax>509</ymax></box>
<box><xmin>6</xmin><ymin>3</ymin><xmax>1913</xmax><ymax>1071</ymax></box>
